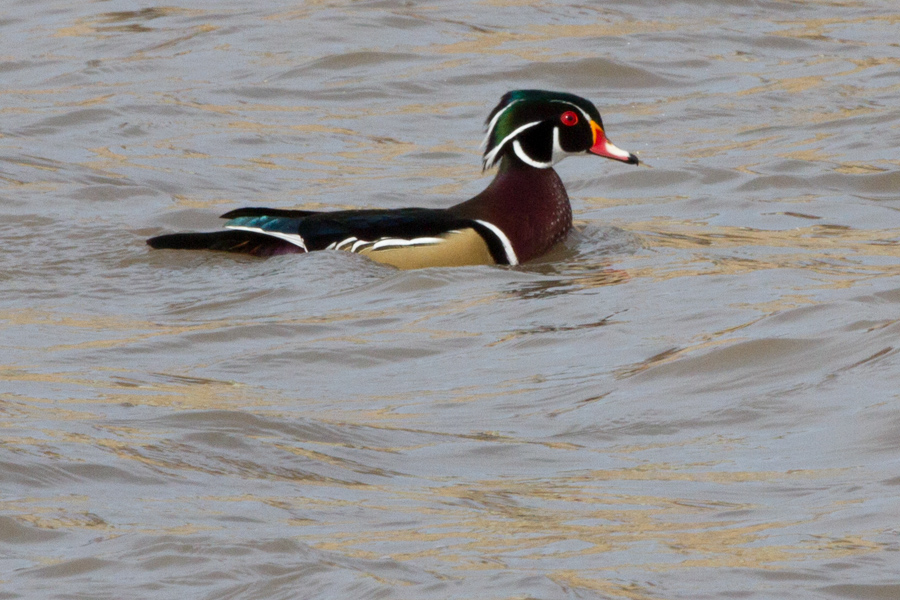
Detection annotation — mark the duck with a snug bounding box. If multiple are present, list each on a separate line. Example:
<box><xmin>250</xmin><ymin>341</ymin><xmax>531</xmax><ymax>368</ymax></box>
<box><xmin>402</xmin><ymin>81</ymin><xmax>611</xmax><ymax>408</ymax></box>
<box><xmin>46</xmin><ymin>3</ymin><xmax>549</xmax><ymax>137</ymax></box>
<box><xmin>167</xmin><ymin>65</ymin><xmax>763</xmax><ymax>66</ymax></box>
<box><xmin>147</xmin><ymin>90</ymin><xmax>638</xmax><ymax>269</ymax></box>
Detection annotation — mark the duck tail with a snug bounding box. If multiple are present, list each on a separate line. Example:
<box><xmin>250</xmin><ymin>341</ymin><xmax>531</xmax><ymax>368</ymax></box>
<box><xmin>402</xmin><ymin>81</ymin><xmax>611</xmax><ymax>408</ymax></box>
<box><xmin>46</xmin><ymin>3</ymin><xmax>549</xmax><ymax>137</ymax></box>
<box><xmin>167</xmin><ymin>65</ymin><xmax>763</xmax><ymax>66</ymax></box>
<box><xmin>146</xmin><ymin>230</ymin><xmax>305</xmax><ymax>257</ymax></box>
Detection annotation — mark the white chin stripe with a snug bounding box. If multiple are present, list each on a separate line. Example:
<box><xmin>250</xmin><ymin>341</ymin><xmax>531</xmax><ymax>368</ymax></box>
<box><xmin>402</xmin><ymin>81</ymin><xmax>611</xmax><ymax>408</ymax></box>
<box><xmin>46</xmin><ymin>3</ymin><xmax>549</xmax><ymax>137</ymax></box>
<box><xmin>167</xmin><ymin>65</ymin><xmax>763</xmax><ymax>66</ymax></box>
<box><xmin>512</xmin><ymin>140</ymin><xmax>552</xmax><ymax>169</ymax></box>
<box><xmin>474</xmin><ymin>219</ymin><xmax>518</xmax><ymax>266</ymax></box>
<box><xmin>225</xmin><ymin>225</ymin><xmax>308</xmax><ymax>252</ymax></box>
<box><xmin>551</xmin><ymin>126</ymin><xmax>569</xmax><ymax>165</ymax></box>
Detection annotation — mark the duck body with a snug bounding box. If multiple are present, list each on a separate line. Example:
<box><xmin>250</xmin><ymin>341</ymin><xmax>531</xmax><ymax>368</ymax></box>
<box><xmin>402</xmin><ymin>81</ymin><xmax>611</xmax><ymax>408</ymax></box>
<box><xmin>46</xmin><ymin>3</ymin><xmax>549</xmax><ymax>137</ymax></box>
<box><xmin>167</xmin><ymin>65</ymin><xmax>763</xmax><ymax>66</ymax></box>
<box><xmin>449</xmin><ymin>157</ymin><xmax>571</xmax><ymax>264</ymax></box>
<box><xmin>148</xmin><ymin>90</ymin><xmax>638</xmax><ymax>269</ymax></box>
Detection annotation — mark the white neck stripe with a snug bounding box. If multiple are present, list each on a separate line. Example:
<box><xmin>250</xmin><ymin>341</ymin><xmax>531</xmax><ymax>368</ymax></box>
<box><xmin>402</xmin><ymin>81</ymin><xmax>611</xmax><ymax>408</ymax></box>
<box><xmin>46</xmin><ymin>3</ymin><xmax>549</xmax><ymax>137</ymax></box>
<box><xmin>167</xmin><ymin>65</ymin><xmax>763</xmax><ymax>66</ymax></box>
<box><xmin>512</xmin><ymin>139</ymin><xmax>552</xmax><ymax>169</ymax></box>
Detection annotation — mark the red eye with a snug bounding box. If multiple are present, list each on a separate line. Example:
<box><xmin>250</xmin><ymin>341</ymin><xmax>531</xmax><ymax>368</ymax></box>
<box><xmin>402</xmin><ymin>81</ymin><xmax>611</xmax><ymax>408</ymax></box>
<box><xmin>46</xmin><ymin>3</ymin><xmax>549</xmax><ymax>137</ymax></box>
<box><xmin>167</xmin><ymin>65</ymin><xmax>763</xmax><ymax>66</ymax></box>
<box><xmin>560</xmin><ymin>111</ymin><xmax>579</xmax><ymax>126</ymax></box>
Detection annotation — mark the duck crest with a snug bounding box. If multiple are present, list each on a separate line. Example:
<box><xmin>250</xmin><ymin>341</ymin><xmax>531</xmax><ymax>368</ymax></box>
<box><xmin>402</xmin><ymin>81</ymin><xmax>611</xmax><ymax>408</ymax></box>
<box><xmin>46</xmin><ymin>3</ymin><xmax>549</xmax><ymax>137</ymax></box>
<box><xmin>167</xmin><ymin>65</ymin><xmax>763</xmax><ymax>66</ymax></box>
<box><xmin>481</xmin><ymin>89</ymin><xmax>605</xmax><ymax>170</ymax></box>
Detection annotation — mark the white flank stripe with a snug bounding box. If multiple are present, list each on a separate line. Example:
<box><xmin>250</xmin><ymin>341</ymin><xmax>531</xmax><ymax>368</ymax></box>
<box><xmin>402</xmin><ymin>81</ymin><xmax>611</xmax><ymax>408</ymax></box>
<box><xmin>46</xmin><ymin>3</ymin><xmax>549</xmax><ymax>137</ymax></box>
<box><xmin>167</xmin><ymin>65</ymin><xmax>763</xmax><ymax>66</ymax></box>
<box><xmin>351</xmin><ymin>239</ymin><xmax>372</xmax><ymax>252</ymax></box>
<box><xmin>512</xmin><ymin>140</ymin><xmax>552</xmax><ymax>169</ymax></box>
<box><xmin>370</xmin><ymin>237</ymin><xmax>443</xmax><ymax>250</ymax></box>
<box><xmin>483</xmin><ymin>120</ymin><xmax>541</xmax><ymax>169</ymax></box>
<box><xmin>333</xmin><ymin>236</ymin><xmax>443</xmax><ymax>253</ymax></box>
<box><xmin>334</xmin><ymin>237</ymin><xmax>358</xmax><ymax>250</ymax></box>
<box><xmin>474</xmin><ymin>219</ymin><xmax>518</xmax><ymax>266</ymax></box>
<box><xmin>225</xmin><ymin>225</ymin><xmax>308</xmax><ymax>251</ymax></box>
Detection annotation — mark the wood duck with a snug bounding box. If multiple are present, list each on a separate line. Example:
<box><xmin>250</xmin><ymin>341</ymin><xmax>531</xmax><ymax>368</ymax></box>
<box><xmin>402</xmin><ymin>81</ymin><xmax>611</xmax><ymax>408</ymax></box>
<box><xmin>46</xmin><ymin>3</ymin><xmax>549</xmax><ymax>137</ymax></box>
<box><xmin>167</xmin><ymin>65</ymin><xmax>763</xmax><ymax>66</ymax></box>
<box><xmin>147</xmin><ymin>90</ymin><xmax>638</xmax><ymax>269</ymax></box>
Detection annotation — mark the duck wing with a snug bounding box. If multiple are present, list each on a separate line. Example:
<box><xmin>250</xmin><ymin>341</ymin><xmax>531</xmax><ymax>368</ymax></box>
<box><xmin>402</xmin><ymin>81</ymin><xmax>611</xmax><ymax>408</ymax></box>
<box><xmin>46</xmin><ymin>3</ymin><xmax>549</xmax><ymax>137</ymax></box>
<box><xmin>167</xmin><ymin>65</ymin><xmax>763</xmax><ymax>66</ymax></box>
<box><xmin>148</xmin><ymin>207</ymin><xmax>516</xmax><ymax>267</ymax></box>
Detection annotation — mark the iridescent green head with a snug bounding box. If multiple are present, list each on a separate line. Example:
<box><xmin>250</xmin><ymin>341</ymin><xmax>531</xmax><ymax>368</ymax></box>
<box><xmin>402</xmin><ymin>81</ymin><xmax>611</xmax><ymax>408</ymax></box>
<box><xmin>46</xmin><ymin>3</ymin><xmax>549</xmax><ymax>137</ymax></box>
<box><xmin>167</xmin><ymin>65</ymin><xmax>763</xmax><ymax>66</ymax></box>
<box><xmin>481</xmin><ymin>90</ymin><xmax>638</xmax><ymax>170</ymax></box>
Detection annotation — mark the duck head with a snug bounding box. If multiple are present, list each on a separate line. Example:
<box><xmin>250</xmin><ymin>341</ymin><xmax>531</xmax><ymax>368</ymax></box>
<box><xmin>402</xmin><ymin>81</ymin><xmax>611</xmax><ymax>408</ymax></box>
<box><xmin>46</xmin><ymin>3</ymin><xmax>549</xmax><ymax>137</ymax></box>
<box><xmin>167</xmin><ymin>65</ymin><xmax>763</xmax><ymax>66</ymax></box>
<box><xmin>481</xmin><ymin>90</ymin><xmax>639</xmax><ymax>170</ymax></box>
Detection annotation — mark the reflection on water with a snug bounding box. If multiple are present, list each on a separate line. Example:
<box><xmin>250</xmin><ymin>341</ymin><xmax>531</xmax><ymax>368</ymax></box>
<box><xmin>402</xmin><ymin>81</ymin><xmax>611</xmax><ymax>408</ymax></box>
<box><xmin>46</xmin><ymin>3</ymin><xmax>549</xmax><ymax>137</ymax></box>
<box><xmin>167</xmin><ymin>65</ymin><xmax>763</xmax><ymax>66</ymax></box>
<box><xmin>2</xmin><ymin>0</ymin><xmax>900</xmax><ymax>598</ymax></box>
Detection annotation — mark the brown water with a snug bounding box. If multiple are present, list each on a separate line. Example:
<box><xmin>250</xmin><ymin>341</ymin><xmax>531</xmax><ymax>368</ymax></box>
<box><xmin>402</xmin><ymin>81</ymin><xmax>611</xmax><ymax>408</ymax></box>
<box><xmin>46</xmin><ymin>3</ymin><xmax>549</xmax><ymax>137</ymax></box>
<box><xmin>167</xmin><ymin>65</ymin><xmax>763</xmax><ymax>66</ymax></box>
<box><xmin>2</xmin><ymin>1</ymin><xmax>900</xmax><ymax>598</ymax></box>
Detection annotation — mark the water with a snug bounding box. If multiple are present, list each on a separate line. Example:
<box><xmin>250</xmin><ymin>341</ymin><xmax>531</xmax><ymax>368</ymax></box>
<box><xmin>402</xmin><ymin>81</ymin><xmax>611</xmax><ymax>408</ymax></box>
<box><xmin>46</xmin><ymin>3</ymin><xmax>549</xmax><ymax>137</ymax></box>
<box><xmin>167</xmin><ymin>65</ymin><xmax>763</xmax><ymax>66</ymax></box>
<box><xmin>2</xmin><ymin>1</ymin><xmax>900</xmax><ymax>598</ymax></box>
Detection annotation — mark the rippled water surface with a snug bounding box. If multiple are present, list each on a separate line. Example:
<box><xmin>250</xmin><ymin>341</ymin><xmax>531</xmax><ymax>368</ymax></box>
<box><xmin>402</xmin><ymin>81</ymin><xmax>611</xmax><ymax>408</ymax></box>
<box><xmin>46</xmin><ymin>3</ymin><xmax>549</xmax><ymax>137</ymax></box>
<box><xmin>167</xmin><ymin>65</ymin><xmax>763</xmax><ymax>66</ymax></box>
<box><xmin>3</xmin><ymin>1</ymin><xmax>900</xmax><ymax>598</ymax></box>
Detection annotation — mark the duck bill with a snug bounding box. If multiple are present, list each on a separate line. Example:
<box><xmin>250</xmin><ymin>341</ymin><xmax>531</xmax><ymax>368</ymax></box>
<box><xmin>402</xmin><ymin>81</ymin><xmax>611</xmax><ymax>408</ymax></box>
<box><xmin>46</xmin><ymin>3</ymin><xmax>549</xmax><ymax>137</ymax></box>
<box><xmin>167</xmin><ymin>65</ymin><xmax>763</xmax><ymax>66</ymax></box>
<box><xmin>589</xmin><ymin>121</ymin><xmax>639</xmax><ymax>164</ymax></box>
